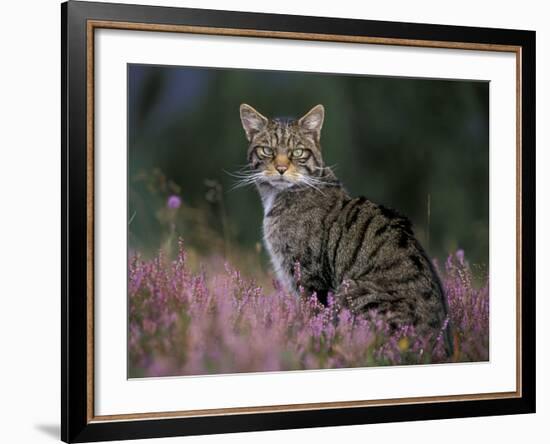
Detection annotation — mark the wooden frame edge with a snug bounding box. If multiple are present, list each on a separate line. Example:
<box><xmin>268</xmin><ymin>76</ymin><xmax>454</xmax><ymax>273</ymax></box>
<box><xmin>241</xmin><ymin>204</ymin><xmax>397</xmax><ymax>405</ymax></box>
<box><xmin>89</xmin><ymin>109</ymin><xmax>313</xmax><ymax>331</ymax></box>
<box><xmin>89</xmin><ymin>19</ymin><xmax>521</xmax><ymax>52</ymax></box>
<box><xmin>86</xmin><ymin>18</ymin><xmax>95</xmax><ymax>423</ymax></box>
<box><xmin>90</xmin><ymin>391</ymin><xmax>520</xmax><ymax>423</ymax></box>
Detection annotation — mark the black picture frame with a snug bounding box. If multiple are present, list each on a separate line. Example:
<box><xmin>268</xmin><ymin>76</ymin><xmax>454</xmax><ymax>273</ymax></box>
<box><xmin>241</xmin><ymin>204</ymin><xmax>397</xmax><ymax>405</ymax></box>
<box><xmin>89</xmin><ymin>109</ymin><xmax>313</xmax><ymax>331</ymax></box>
<box><xmin>61</xmin><ymin>1</ymin><xmax>536</xmax><ymax>442</ymax></box>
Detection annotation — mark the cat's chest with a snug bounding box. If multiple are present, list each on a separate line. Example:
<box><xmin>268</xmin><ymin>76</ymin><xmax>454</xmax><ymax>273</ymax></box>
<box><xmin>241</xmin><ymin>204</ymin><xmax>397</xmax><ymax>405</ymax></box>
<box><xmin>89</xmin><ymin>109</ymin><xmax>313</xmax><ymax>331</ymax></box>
<box><xmin>262</xmin><ymin>194</ymin><xmax>320</xmax><ymax>266</ymax></box>
<box><xmin>263</xmin><ymin>215</ymin><xmax>296</xmax><ymax>292</ymax></box>
<box><xmin>262</xmin><ymin>208</ymin><xmax>299</xmax><ymax>254</ymax></box>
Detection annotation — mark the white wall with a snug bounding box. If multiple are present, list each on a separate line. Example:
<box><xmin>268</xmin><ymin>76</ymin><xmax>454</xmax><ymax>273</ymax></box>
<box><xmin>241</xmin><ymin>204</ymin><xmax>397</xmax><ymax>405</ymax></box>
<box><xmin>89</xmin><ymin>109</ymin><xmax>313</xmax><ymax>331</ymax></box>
<box><xmin>0</xmin><ymin>0</ymin><xmax>546</xmax><ymax>443</ymax></box>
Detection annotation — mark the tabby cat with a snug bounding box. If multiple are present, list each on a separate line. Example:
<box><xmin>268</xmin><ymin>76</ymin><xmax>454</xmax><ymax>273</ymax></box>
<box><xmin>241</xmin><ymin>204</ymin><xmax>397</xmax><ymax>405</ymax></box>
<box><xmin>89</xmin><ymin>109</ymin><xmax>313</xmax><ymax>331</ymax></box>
<box><xmin>239</xmin><ymin>103</ymin><xmax>452</xmax><ymax>352</ymax></box>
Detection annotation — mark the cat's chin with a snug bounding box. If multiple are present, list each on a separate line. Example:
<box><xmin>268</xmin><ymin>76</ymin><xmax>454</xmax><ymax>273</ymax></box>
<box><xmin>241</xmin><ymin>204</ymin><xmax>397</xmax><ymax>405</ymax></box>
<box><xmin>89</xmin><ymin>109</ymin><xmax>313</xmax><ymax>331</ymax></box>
<box><xmin>264</xmin><ymin>177</ymin><xmax>295</xmax><ymax>190</ymax></box>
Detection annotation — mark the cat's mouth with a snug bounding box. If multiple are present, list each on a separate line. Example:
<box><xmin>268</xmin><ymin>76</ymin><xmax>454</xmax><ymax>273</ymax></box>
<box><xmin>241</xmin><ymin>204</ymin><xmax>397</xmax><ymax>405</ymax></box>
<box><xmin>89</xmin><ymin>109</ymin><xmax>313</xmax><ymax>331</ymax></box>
<box><xmin>264</xmin><ymin>173</ymin><xmax>297</xmax><ymax>189</ymax></box>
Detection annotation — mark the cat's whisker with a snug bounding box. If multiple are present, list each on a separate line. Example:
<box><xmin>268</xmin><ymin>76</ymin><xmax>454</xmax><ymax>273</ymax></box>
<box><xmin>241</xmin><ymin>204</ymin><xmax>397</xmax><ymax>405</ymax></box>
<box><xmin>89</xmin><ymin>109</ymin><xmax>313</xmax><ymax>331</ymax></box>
<box><xmin>306</xmin><ymin>176</ymin><xmax>330</xmax><ymax>183</ymax></box>
<box><xmin>302</xmin><ymin>176</ymin><xmax>333</xmax><ymax>189</ymax></box>
<box><xmin>227</xmin><ymin>174</ymin><xmax>257</xmax><ymax>182</ymax></box>
<box><xmin>234</xmin><ymin>163</ymin><xmax>254</xmax><ymax>170</ymax></box>
<box><xmin>312</xmin><ymin>164</ymin><xmax>339</xmax><ymax>178</ymax></box>
<box><xmin>313</xmin><ymin>163</ymin><xmax>338</xmax><ymax>171</ymax></box>
<box><xmin>224</xmin><ymin>169</ymin><xmax>257</xmax><ymax>179</ymax></box>
<box><xmin>229</xmin><ymin>181</ymin><xmax>256</xmax><ymax>191</ymax></box>
<box><xmin>228</xmin><ymin>171</ymin><xmax>266</xmax><ymax>191</ymax></box>
<box><xmin>298</xmin><ymin>176</ymin><xmax>326</xmax><ymax>196</ymax></box>
<box><xmin>230</xmin><ymin>175</ymin><xmax>261</xmax><ymax>185</ymax></box>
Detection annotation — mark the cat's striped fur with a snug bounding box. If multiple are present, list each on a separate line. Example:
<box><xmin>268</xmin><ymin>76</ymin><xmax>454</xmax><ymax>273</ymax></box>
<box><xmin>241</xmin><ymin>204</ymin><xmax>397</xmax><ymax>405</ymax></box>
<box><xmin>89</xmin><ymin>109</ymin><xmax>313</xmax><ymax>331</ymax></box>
<box><xmin>239</xmin><ymin>103</ymin><xmax>452</xmax><ymax>352</ymax></box>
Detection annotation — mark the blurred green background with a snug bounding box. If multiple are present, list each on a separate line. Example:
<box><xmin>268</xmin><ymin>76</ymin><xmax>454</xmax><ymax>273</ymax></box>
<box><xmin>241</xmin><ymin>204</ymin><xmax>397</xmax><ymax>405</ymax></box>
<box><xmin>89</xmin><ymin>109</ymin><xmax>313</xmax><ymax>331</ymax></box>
<box><xmin>128</xmin><ymin>64</ymin><xmax>489</xmax><ymax>274</ymax></box>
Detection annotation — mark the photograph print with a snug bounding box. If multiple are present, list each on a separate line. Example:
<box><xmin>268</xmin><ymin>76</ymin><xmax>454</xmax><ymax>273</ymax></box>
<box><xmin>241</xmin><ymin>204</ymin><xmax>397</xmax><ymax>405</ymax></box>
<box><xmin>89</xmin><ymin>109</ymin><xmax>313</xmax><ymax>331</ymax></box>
<box><xmin>127</xmin><ymin>64</ymin><xmax>489</xmax><ymax>378</ymax></box>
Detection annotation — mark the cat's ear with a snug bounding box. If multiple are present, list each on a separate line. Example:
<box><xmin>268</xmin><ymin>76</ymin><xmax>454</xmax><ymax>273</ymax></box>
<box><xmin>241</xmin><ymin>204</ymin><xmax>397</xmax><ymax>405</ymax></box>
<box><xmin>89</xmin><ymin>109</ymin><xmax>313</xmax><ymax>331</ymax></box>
<box><xmin>240</xmin><ymin>104</ymin><xmax>268</xmax><ymax>142</ymax></box>
<box><xmin>298</xmin><ymin>104</ymin><xmax>324</xmax><ymax>137</ymax></box>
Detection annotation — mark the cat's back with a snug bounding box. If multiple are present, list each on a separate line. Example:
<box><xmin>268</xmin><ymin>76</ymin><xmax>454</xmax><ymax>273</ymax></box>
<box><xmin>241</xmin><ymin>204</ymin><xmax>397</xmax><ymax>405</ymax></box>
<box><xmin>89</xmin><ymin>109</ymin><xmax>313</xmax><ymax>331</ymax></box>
<box><xmin>329</xmin><ymin>197</ymin><xmax>430</xmax><ymax>286</ymax></box>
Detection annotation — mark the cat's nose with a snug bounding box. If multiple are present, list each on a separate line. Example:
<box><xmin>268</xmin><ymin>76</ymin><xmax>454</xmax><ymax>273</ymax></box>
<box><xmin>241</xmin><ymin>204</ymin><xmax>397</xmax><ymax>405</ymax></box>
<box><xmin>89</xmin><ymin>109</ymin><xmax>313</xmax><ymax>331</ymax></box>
<box><xmin>276</xmin><ymin>165</ymin><xmax>288</xmax><ymax>175</ymax></box>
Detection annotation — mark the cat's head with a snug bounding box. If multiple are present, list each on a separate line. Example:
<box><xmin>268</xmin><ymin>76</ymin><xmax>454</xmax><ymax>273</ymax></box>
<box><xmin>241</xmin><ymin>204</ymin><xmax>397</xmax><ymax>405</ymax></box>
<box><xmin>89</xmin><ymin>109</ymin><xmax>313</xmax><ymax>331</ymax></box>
<box><xmin>239</xmin><ymin>104</ymin><xmax>325</xmax><ymax>190</ymax></box>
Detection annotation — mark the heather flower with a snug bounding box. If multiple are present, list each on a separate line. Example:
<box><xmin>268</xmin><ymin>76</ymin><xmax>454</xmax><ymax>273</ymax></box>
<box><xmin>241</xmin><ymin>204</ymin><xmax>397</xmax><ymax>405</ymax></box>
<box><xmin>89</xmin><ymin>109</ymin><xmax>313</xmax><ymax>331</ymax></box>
<box><xmin>167</xmin><ymin>194</ymin><xmax>182</xmax><ymax>209</ymax></box>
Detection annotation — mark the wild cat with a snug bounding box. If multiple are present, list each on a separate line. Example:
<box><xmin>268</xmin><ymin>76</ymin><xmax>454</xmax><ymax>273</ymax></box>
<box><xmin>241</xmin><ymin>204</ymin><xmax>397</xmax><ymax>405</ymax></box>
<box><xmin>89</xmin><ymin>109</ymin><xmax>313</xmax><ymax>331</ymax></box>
<box><xmin>238</xmin><ymin>103</ymin><xmax>452</xmax><ymax>351</ymax></box>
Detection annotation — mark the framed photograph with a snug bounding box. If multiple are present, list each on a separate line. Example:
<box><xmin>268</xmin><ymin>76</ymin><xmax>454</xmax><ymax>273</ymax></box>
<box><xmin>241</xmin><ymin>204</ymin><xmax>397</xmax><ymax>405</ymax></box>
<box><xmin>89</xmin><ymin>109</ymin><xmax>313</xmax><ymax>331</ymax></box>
<box><xmin>61</xmin><ymin>1</ymin><xmax>535</xmax><ymax>442</ymax></box>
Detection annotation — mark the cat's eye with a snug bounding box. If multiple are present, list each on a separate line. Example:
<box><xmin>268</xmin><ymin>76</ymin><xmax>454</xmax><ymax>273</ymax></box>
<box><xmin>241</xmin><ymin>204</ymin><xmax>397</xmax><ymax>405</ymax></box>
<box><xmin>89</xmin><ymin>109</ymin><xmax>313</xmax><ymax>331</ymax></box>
<box><xmin>260</xmin><ymin>146</ymin><xmax>274</xmax><ymax>157</ymax></box>
<box><xmin>292</xmin><ymin>149</ymin><xmax>304</xmax><ymax>158</ymax></box>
